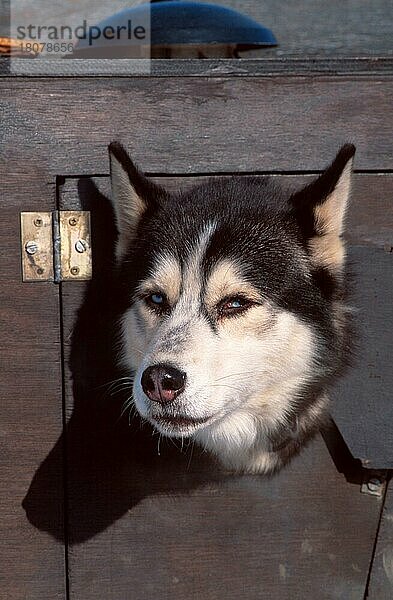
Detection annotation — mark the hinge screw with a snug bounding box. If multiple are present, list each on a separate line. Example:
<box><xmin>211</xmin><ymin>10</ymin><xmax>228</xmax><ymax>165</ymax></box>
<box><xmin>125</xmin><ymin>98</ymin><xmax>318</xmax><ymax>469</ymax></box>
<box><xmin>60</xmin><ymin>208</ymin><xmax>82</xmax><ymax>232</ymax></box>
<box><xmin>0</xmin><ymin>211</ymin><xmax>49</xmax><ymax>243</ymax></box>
<box><xmin>70</xmin><ymin>266</ymin><xmax>80</xmax><ymax>276</ymax></box>
<box><xmin>34</xmin><ymin>218</ymin><xmax>43</xmax><ymax>227</ymax></box>
<box><xmin>25</xmin><ymin>240</ymin><xmax>38</xmax><ymax>255</ymax></box>
<box><xmin>36</xmin><ymin>268</ymin><xmax>44</xmax><ymax>275</ymax></box>
<box><xmin>69</xmin><ymin>217</ymin><xmax>78</xmax><ymax>226</ymax></box>
<box><xmin>75</xmin><ymin>239</ymin><xmax>88</xmax><ymax>254</ymax></box>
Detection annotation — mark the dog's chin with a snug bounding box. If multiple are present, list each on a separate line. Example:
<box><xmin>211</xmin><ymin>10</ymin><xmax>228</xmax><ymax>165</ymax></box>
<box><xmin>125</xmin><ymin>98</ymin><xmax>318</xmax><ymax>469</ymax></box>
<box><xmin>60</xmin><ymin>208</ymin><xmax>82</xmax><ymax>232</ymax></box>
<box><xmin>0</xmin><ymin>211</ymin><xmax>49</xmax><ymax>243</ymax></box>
<box><xmin>149</xmin><ymin>414</ymin><xmax>213</xmax><ymax>438</ymax></box>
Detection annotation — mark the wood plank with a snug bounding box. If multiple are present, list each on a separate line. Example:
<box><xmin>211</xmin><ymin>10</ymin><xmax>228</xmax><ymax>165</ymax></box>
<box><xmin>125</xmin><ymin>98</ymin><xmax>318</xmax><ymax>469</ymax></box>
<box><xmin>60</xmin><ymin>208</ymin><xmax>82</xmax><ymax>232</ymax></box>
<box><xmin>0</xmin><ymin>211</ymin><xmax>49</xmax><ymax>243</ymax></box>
<box><xmin>0</xmin><ymin>158</ymin><xmax>66</xmax><ymax>598</ymax></box>
<box><xmin>3</xmin><ymin>57</ymin><xmax>393</xmax><ymax>78</ymax></box>
<box><xmin>367</xmin><ymin>481</ymin><xmax>393</xmax><ymax>599</ymax></box>
<box><xmin>330</xmin><ymin>245</ymin><xmax>393</xmax><ymax>469</ymax></box>
<box><xmin>64</xmin><ymin>430</ymin><xmax>382</xmax><ymax>600</ymax></box>
<box><xmin>2</xmin><ymin>77</ymin><xmax>393</xmax><ymax>173</ymax></box>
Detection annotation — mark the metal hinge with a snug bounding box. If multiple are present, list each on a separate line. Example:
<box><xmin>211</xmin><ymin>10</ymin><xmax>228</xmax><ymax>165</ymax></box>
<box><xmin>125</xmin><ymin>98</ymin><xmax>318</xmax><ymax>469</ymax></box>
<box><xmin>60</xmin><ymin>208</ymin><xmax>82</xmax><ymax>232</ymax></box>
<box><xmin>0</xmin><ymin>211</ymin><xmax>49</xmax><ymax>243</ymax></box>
<box><xmin>20</xmin><ymin>211</ymin><xmax>92</xmax><ymax>282</ymax></box>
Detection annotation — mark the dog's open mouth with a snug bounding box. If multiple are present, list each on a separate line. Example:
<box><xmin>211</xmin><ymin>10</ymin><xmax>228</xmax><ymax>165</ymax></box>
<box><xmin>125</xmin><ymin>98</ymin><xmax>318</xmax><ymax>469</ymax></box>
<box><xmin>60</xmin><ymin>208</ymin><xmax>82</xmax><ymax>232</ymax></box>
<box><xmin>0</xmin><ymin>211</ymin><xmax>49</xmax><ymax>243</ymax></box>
<box><xmin>153</xmin><ymin>414</ymin><xmax>211</xmax><ymax>431</ymax></box>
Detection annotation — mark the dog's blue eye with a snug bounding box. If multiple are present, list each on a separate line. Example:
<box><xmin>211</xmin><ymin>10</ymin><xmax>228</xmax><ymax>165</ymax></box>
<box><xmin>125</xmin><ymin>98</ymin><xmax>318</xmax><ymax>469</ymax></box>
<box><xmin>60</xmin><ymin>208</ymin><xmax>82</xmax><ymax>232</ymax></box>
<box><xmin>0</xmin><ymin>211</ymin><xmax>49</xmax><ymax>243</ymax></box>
<box><xmin>218</xmin><ymin>296</ymin><xmax>251</xmax><ymax>318</ymax></box>
<box><xmin>151</xmin><ymin>293</ymin><xmax>164</xmax><ymax>305</ymax></box>
<box><xmin>228</xmin><ymin>299</ymin><xmax>242</xmax><ymax>308</ymax></box>
<box><xmin>145</xmin><ymin>292</ymin><xmax>169</xmax><ymax>313</ymax></box>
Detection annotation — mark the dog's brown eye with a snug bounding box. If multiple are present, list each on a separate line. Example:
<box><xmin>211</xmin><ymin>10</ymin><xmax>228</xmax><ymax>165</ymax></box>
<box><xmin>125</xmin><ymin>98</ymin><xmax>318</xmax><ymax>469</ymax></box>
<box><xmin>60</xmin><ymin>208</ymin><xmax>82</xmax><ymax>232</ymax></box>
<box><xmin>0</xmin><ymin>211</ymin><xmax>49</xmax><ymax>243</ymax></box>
<box><xmin>217</xmin><ymin>296</ymin><xmax>252</xmax><ymax>318</ymax></box>
<box><xmin>145</xmin><ymin>292</ymin><xmax>170</xmax><ymax>314</ymax></box>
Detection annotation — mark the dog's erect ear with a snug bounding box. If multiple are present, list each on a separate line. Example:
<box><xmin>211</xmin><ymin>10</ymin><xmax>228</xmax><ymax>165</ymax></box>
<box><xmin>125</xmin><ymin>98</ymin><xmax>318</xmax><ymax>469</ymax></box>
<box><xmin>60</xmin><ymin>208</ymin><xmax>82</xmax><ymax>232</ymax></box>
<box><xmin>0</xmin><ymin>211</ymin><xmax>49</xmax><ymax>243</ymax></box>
<box><xmin>290</xmin><ymin>144</ymin><xmax>355</xmax><ymax>272</ymax></box>
<box><xmin>108</xmin><ymin>142</ymin><xmax>165</xmax><ymax>259</ymax></box>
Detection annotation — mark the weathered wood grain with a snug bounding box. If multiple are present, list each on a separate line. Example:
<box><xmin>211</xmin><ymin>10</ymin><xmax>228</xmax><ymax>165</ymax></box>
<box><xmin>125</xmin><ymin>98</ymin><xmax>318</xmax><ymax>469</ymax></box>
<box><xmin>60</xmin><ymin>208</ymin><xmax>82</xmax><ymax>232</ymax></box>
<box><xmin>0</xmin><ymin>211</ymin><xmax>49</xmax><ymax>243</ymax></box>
<box><xmin>3</xmin><ymin>57</ymin><xmax>393</xmax><ymax>77</ymax></box>
<box><xmin>330</xmin><ymin>245</ymin><xmax>393</xmax><ymax>469</ymax></box>
<box><xmin>0</xmin><ymin>157</ymin><xmax>66</xmax><ymax>598</ymax></box>
<box><xmin>65</xmin><ymin>433</ymin><xmax>382</xmax><ymax>600</ymax></box>
<box><xmin>1</xmin><ymin>77</ymin><xmax>393</xmax><ymax>173</ymax></box>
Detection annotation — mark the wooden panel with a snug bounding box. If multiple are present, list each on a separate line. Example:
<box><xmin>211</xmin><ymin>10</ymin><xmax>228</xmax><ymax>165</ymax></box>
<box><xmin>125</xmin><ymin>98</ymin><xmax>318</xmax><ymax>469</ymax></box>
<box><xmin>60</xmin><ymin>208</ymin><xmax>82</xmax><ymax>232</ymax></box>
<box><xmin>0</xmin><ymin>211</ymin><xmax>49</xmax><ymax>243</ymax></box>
<box><xmin>4</xmin><ymin>57</ymin><xmax>393</xmax><ymax>78</ymax></box>
<box><xmin>0</xmin><ymin>157</ymin><xmax>66</xmax><ymax>597</ymax></box>
<box><xmin>1</xmin><ymin>77</ymin><xmax>393</xmax><ymax>173</ymax></box>
<box><xmin>65</xmin><ymin>430</ymin><xmax>382</xmax><ymax>600</ymax></box>
<box><xmin>330</xmin><ymin>245</ymin><xmax>393</xmax><ymax>469</ymax></box>
<box><xmin>367</xmin><ymin>481</ymin><xmax>393</xmax><ymax>599</ymax></box>
<box><xmin>53</xmin><ymin>175</ymin><xmax>386</xmax><ymax>599</ymax></box>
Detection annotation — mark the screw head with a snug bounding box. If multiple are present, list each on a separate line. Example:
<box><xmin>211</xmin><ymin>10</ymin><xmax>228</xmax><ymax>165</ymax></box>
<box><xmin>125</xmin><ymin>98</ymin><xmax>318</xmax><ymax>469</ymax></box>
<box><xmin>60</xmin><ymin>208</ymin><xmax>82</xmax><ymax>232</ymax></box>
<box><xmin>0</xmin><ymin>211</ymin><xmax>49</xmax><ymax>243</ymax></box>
<box><xmin>36</xmin><ymin>267</ymin><xmax>44</xmax><ymax>275</ymax></box>
<box><xmin>34</xmin><ymin>218</ymin><xmax>43</xmax><ymax>227</ymax></box>
<box><xmin>69</xmin><ymin>217</ymin><xmax>78</xmax><ymax>226</ymax></box>
<box><xmin>75</xmin><ymin>239</ymin><xmax>88</xmax><ymax>254</ymax></box>
<box><xmin>70</xmin><ymin>266</ymin><xmax>80</xmax><ymax>276</ymax></box>
<box><xmin>25</xmin><ymin>240</ymin><xmax>38</xmax><ymax>255</ymax></box>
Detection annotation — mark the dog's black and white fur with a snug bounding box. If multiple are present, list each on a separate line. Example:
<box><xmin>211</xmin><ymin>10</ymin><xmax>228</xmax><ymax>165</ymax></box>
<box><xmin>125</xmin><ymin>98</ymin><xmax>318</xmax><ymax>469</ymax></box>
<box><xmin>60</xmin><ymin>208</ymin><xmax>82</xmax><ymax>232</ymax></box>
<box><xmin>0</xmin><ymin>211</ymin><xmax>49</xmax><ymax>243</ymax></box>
<box><xmin>108</xmin><ymin>142</ymin><xmax>355</xmax><ymax>474</ymax></box>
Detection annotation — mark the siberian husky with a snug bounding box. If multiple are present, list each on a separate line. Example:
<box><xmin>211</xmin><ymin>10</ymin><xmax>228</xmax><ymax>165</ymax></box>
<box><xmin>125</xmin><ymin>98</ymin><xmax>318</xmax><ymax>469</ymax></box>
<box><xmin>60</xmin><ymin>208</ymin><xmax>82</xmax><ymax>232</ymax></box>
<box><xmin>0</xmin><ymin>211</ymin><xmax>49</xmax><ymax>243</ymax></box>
<box><xmin>108</xmin><ymin>142</ymin><xmax>355</xmax><ymax>474</ymax></box>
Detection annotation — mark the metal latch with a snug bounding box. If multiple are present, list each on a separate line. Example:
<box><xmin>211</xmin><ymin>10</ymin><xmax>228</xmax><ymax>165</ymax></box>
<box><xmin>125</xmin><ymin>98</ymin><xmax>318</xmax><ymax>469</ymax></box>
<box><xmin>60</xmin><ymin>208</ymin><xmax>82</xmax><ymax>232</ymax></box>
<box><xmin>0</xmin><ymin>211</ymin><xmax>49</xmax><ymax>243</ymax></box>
<box><xmin>20</xmin><ymin>211</ymin><xmax>92</xmax><ymax>282</ymax></box>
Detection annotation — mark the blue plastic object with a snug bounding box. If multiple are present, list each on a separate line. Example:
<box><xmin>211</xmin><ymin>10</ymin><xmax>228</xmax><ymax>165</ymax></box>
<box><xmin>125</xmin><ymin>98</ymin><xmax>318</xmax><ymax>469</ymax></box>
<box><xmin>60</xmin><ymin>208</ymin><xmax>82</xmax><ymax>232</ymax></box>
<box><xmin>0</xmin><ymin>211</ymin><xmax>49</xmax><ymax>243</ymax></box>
<box><xmin>77</xmin><ymin>1</ymin><xmax>277</xmax><ymax>49</ymax></box>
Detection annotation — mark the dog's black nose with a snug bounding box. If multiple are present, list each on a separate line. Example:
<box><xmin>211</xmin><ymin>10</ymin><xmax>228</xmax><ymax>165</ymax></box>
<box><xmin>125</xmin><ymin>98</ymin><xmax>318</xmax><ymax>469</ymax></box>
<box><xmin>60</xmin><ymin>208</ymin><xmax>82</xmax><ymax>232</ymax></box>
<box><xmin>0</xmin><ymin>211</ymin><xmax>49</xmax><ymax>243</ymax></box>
<box><xmin>141</xmin><ymin>364</ymin><xmax>186</xmax><ymax>404</ymax></box>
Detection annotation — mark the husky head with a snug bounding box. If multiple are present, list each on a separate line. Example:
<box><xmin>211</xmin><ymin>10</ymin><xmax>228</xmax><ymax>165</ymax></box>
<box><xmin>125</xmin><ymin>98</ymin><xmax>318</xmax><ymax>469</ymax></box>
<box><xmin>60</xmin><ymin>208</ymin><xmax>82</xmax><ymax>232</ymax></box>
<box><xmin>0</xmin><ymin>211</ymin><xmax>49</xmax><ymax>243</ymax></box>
<box><xmin>108</xmin><ymin>142</ymin><xmax>355</xmax><ymax>473</ymax></box>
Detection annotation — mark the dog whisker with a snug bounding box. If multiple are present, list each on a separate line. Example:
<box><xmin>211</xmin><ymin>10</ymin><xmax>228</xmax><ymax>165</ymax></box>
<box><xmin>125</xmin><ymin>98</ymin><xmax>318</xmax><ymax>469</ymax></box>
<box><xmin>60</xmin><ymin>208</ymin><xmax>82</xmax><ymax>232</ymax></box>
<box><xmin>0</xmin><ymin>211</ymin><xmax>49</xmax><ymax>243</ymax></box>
<box><xmin>97</xmin><ymin>377</ymin><xmax>134</xmax><ymax>401</ymax></box>
<box><xmin>208</xmin><ymin>383</ymin><xmax>244</xmax><ymax>393</ymax></box>
<box><xmin>128</xmin><ymin>408</ymin><xmax>137</xmax><ymax>427</ymax></box>
<box><xmin>108</xmin><ymin>380</ymin><xmax>134</xmax><ymax>391</ymax></box>
<box><xmin>166</xmin><ymin>436</ymin><xmax>182</xmax><ymax>450</ymax></box>
<box><xmin>96</xmin><ymin>376</ymin><xmax>134</xmax><ymax>390</ymax></box>
<box><xmin>110</xmin><ymin>385</ymin><xmax>133</xmax><ymax>398</ymax></box>
<box><xmin>187</xmin><ymin>440</ymin><xmax>195</xmax><ymax>470</ymax></box>
<box><xmin>120</xmin><ymin>396</ymin><xmax>134</xmax><ymax>418</ymax></box>
<box><xmin>117</xmin><ymin>395</ymin><xmax>138</xmax><ymax>426</ymax></box>
<box><xmin>214</xmin><ymin>371</ymin><xmax>262</xmax><ymax>383</ymax></box>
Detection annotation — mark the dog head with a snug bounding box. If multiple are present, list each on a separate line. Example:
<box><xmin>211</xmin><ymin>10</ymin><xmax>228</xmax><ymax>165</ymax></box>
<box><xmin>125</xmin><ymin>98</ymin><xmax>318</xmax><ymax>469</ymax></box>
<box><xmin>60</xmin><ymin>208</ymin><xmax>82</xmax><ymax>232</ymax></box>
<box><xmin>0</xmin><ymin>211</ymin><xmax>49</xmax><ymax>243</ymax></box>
<box><xmin>108</xmin><ymin>142</ymin><xmax>355</xmax><ymax>454</ymax></box>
